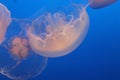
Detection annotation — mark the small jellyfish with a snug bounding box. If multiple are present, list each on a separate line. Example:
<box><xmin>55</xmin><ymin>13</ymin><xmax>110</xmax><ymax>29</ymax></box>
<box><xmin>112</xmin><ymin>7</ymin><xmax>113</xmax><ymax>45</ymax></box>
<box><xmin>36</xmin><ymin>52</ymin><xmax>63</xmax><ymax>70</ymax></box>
<box><xmin>27</xmin><ymin>4</ymin><xmax>89</xmax><ymax>57</ymax></box>
<box><xmin>0</xmin><ymin>3</ymin><xmax>11</xmax><ymax>44</ymax></box>
<box><xmin>0</xmin><ymin>3</ymin><xmax>47</xmax><ymax>80</ymax></box>
<box><xmin>0</xmin><ymin>23</ymin><xmax>48</xmax><ymax>80</ymax></box>
<box><xmin>89</xmin><ymin>0</ymin><xmax>117</xmax><ymax>9</ymax></box>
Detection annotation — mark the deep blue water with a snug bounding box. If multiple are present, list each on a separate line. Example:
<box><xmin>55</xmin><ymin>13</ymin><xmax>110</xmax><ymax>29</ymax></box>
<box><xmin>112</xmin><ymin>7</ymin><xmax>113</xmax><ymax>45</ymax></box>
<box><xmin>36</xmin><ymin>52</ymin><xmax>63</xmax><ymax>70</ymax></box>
<box><xmin>0</xmin><ymin>0</ymin><xmax>120</xmax><ymax>80</ymax></box>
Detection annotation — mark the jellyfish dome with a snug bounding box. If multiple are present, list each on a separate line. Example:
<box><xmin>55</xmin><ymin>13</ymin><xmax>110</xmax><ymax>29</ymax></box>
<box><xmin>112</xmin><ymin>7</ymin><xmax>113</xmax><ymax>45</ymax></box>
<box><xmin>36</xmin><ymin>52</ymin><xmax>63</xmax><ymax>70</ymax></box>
<box><xmin>89</xmin><ymin>0</ymin><xmax>117</xmax><ymax>9</ymax></box>
<box><xmin>0</xmin><ymin>3</ymin><xmax>47</xmax><ymax>80</ymax></box>
<box><xmin>27</xmin><ymin>4</ymin><xmax>89</xmax><ymax>57</ymax></box>
<box><xmin>0</xmin><ymin>18</ymin><xmax>48</xmax><ymax>80</ymax></box>
<box><xmin>0</xmin><ymin>3</ymin><xmax>11</xmax><ymax>44</ymax></box>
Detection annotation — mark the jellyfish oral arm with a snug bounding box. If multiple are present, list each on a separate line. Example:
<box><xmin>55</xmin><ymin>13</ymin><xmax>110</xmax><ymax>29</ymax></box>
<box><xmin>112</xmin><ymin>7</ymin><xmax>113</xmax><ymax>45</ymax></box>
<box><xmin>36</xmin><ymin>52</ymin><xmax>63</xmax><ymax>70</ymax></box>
<box><xmin>89</xmin><ymin>0</ymin><xmax>117</xmax><ymax>9</ymax></box>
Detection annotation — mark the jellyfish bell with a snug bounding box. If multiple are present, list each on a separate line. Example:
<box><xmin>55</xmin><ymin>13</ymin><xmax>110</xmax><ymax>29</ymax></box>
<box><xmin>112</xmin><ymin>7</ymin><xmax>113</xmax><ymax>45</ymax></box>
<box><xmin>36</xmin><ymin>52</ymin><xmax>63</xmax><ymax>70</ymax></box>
<box><xmin>0</xmin><ymin>4</ymin><xmax>47</xmax><ymax>79</ymax></box>
<box><xmin>27</xmin><ymin>4</ymin><xmax>89</xmax><ymax>57</ymax></box>
<box><xmin>89</xmin><ymin>0</ymin><xmax>117</xmax><ymax>9</ymax></box>
<box><xmin>0</xmin><ymin>19</ymin><xmax>48</xmax><ymax>79</ymax></box>
<box><xmin>0</xmin><ymin>20</ymin><xmax>48</xmax><ymax>80</ymax></box>
<box><xmin>0</xmin><ymin>3</ymin><xmax>11</xmax><ymax>44</ymax></box>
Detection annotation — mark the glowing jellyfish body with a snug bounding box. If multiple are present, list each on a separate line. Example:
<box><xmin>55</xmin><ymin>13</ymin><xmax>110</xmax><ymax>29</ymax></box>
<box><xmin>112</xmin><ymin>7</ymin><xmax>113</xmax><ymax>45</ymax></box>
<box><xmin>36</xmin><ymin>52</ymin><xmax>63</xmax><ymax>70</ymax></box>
<box><xmin>27</xmin><ymin>5</ymin><xmax>89</xmax><ymax>57</ymax></box>
<box><xmin>89</xmin><ymin>0</ymin><xmax>117</xmax><ymax>9</ymax></box>
<box><xmin>0</xmin><ymin>22</ymin><xmax>48</xmax><ymax>80</ymax></box>
<box><xmin>0</xmin><ymin>3</ymin><xmax>47</xmax><ymax>80</ymax></box>
<box><xmin>0</xmin><ymin>3</ymin><xmax>11</xmax><ymax>44</ymax></box>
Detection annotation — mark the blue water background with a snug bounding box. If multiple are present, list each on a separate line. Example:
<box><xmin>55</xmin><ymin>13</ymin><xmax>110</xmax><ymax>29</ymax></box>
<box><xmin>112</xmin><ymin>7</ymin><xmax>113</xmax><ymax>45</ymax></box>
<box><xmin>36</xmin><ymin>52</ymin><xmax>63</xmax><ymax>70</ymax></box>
<box><xmin>0</xmin><ymin>0</ymin><xmax>120</xmax><ymax>80</ymax></box>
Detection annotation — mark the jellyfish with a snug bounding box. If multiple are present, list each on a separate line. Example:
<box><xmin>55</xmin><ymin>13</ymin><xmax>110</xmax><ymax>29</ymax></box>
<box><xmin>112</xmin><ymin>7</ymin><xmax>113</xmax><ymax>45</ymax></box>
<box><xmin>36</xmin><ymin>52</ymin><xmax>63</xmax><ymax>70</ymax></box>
<box><xmin>26</xmin><ymin>3</ymin><xmax>90</xmax><ymax>57</ymax></box>
<box><xmin>89</xmin><ymin>0</ymin><xmax>117</xmax><ymax>9</ymax></box>
<box><xmin>0</xmin><ymin>3</ymin><xmax>47</xmax><ymax>80</ymax></box>
<box><xmin>0</xmin><ymin>20</ymin><xmax>48</xmax><ymax>80</ymax></box>
<box><xmin>0</xmin><ymin>33</ymin><xmax>48</xmax><ymax>80</ymax></box>
<box><xmin>0</xmin><ymin>3</ymin><xmax>11</xmax><ymax>44</ymax></box>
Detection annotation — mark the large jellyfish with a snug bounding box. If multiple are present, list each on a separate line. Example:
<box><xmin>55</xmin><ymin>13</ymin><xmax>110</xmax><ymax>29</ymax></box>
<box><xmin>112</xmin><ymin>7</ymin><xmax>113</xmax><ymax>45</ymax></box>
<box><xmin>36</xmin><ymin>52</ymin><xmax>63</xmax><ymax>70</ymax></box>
<box><xmin>0</xmin><ymin>3</ymin><xmax>11</xmax><ymax>44</ymax></box>
<box><xmin>0</xmin><ymin>3</ymin><xmax>47</xmax><ymax>80</ymax></box>
<box><xmin>27</xmin><ymin>3</ymin><xmax>89</xmax><ymax>57</ymax></box>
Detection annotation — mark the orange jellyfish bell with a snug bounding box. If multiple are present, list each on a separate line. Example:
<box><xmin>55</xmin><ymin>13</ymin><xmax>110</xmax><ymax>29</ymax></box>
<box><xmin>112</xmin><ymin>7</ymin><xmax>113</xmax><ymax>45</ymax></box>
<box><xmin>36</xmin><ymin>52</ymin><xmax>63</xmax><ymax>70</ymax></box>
<box><xmin>27</xmin><ymin>4</ymin><xmax>89</xmax><ymax>58</ymax></box>
<box><xmin>89</xmin><ymin>0</ymin><xmax>117</xmax><ymax>9</ymax></box>
<box><xmin>0</xmin><ymin>3</ymin><xmax>11</xmax><ymax>44</ymax></box>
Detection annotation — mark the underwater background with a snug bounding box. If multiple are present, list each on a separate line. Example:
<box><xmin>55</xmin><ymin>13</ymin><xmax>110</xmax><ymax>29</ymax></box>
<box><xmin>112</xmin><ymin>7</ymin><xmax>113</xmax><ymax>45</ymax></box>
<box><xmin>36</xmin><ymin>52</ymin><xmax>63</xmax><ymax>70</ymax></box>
<box><xmin>0</xmin><ymin>0</ymin><xmax>120</xmax><ymax>80</ymax></box>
